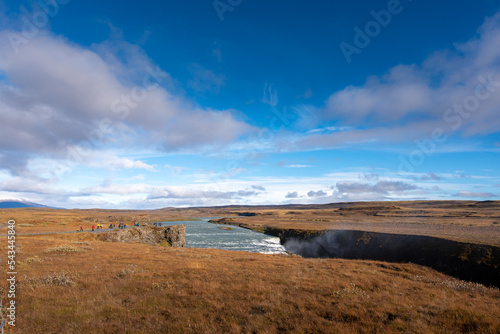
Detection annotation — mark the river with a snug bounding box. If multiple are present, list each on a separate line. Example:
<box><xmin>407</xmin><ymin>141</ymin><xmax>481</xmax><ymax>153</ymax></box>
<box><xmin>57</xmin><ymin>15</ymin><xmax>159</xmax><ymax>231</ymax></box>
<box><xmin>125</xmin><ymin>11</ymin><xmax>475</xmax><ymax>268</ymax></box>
<box><xmin>158</xmin><ymin>218</ymin><xmax>286</xmax><ymax>254</ymax></box>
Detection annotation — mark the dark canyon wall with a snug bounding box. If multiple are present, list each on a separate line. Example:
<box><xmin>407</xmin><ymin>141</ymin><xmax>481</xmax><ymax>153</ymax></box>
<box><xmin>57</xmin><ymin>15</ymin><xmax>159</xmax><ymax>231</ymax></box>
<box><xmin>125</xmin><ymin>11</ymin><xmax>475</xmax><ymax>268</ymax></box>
<box><xmin>277</xmin><ymin>229</ymin><xmax>499</xmax><ymax>287</ymax></box>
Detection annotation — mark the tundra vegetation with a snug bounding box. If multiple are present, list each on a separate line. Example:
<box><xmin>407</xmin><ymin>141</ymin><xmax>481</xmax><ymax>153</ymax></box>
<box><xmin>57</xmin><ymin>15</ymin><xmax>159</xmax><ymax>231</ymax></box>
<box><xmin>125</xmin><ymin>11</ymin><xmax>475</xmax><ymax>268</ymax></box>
<box><xmin>1</xmin><ymin>201</ymin><xmax>499</xmax><ymax>333</ymax></box>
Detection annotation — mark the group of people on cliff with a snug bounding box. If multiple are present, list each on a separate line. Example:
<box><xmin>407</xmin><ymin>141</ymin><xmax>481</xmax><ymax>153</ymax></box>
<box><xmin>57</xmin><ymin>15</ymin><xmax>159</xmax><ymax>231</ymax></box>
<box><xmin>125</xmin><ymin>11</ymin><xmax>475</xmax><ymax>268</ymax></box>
<box><xmin>79</xmin><ymin>222</ymin><xmax>135</xmax><ymax>232</ymax></box>
<box><xmin>77</xmin><ymin>221</ymin><xmax>163</xmax><ymax>232</ymax></box>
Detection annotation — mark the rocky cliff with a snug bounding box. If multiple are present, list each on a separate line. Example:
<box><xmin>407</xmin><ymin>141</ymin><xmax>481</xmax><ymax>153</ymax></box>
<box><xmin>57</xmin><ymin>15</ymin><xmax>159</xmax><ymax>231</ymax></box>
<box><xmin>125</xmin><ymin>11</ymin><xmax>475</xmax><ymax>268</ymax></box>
<box><xmin>97</xmin><ymin>225</ymin><xmax>186</xmax><ymax>247</ymax></box>
<box><xmin>280</xmin><ymin>229</ymin><xmax>500</xmax><ymax>288</ymax></box>
<box><xmin>210</xmin><ymin>218</ymin><xmax>500</xmax><ymax>288</ymax></box>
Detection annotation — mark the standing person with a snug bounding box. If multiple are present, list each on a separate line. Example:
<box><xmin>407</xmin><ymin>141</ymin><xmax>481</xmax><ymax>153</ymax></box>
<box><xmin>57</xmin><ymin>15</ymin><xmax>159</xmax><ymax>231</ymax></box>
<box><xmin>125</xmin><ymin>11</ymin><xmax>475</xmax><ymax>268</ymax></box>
<box><xmin>80</xmin><ymin>225</ymin><xmax>83</xmax><ymax>232</ymax></box>
<box><xmin>92</xmin><ymin>224</ymin><xmax>95</xmax><ymax>232</ymax></box>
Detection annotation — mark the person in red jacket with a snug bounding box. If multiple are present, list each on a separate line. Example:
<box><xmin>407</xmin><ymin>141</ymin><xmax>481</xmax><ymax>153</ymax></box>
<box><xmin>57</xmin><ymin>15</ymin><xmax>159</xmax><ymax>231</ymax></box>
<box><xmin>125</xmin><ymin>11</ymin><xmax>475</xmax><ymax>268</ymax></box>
<box><xmin>80</xmin><ymin>225</ymin><xmax>83</xmax><ymax>232</ymax></box>
<box><xmin>92</xmin><ymin>224</ymin><xmax>95</xmax><ymax>232</ymax></box>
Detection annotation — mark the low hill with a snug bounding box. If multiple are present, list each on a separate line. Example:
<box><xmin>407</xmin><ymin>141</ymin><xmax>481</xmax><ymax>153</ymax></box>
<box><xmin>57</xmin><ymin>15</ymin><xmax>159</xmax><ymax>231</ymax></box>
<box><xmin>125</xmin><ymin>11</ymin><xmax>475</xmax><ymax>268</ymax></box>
<box><xmin>0</xmin><ymin>199</ymin><xmax>56</xmax><ymax>209</ymax></box>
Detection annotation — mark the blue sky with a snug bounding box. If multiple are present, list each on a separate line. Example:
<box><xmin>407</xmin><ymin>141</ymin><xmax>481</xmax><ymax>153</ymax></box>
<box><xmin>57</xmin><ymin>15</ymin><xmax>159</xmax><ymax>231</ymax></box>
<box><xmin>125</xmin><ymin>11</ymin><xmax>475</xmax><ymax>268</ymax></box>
<box><xmin>0</xmin><ymin>0</ymin><xmax>499</xmax><ymax>208</ymax></box>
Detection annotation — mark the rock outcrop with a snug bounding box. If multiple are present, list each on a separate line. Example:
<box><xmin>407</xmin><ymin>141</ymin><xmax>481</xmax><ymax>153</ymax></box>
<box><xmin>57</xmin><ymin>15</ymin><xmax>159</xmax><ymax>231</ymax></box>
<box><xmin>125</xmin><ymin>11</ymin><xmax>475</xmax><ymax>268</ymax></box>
<box><xmin>97</xmin><ymin>225</ymin><xmax>186</xmax><ymax>247</ymax></box>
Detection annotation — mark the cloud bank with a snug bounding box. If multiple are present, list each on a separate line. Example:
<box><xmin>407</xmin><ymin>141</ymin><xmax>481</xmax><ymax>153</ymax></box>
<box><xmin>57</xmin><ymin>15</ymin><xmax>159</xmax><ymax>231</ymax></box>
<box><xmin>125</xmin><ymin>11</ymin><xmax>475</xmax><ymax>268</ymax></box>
<box><xmin>0</xmin><ymin>31</ymin><xmax>252</xmax><ymax>175</ymax></box>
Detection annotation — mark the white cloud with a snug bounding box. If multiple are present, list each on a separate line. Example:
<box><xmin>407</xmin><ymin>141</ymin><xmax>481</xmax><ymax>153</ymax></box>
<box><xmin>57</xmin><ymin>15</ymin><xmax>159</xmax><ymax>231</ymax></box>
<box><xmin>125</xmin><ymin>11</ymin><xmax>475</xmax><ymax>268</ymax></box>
<box><xmin>420</xmin><ymin>172</ymin><xmax>441</xmax><ymax>181</ymax></box>
<box><xmin>93</xmin><ymin>156</ymin><xmax>156</xmax><ymax>172</ymax></box>
<box><xmin>336</xmin><ymin>180</ymin><xmax>418</xmax><ymax>195</ymax></box>
<box><xmin>67</xmin><ymin>197</ymin><xmax>112</xmax><ymax>208</ymax></box>
<box><xmin>454</xmin><ymin>191</ymin><xmax>496</xmax><ymax>198</ymax></box>
<box><xmin>0</xmin><ymin>165</ymin><xmax>492</xmax><ymax>208</ymax></box>
<box><xmin>148</xmin><ymin>186</ymin><xmax>261</xmax><ymax>200</ymax></box>
<box><xmin>131</xmin><ymin>174</ymin><xmax>145</xmax><ymax>181</ymax></box>
<box><xmin>295</xmin><ymin>12</ymin><xmax>500</xmax><ymax>150</ymax></box>
<box><xmin>307</xmin><ymin>190</ymin><xmax>327</xmax><ymax>197</ymax></box>
<box><xmin>165</xmin><ymin>164</ymin><xmax>188</xmax><ymax>175</ymax></box>
<box><xmin>0</xmin><ymin>177</ymin><xmax>55</xmax><ymax>194</ymax></box>
<box><xmin>82</xmin><ymin>184</ymin><xmax>151</xmax><ymax>196</ymax></box>
<box><xmin>0</xmin><ymin>32</ymin><xmax>253</xmax><ymax>174</ymax></box>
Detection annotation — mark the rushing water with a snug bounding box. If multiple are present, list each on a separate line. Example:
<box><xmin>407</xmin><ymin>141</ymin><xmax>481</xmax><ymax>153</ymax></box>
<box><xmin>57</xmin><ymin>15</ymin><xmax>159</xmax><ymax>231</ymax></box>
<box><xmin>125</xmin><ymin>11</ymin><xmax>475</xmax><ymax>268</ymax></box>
<box><xmin>158</xmin><ymin>218</ymin><xmax>286</xmax><ymax>254</ymax></box>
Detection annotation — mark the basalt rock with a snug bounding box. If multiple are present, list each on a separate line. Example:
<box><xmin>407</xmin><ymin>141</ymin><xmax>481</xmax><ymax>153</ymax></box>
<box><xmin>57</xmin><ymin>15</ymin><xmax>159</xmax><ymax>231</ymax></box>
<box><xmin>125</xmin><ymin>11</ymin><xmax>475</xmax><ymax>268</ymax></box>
<box><xmin>280</xmin><ymin>229</ymin><xmax>500</xmax><ymax>288</ymax></box>
<box><xmin>97</xmin><ymin>225</ymin><xmax>186</xmax><ymax>247</ymax></box>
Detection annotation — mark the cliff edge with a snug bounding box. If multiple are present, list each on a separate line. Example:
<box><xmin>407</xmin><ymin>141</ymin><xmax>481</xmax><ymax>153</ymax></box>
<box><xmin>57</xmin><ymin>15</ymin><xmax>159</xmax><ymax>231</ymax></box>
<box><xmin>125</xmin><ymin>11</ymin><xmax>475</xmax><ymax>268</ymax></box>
<box><xmin>97</xmin><ymin>225</ymin><xmax>186</xmax><ymax>247</ymax></box>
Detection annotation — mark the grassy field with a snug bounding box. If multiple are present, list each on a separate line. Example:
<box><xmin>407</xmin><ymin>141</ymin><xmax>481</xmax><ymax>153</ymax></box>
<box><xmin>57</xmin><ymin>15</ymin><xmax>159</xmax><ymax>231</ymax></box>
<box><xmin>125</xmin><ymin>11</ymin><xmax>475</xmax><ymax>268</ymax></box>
<box><xmin>1</xmin><ymin>201</ymin><xmax>499</xmax><ymax>333</ymax></box>
<box><xmin>1</xmin><ymin>232</ymin><xmax>499</xmax><ymax>333</ymax></box>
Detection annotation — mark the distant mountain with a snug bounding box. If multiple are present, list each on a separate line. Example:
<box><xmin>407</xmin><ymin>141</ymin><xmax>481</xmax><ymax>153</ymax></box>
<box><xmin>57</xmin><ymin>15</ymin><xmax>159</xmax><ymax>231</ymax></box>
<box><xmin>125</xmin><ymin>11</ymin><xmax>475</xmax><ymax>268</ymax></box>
<box><xmin>0</xmin><ymin>199</ymin><xmax>57</xmax><ymax>209</ymax></box>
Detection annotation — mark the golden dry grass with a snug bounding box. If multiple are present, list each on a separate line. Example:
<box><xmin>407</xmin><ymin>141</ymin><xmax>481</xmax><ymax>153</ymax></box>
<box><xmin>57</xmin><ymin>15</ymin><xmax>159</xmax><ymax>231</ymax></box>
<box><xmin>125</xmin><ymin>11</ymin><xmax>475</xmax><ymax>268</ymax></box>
<box><xmin>0</xmin><ymin>232</ymin><xmax>498</xmax><ymax>333</ymax></box>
